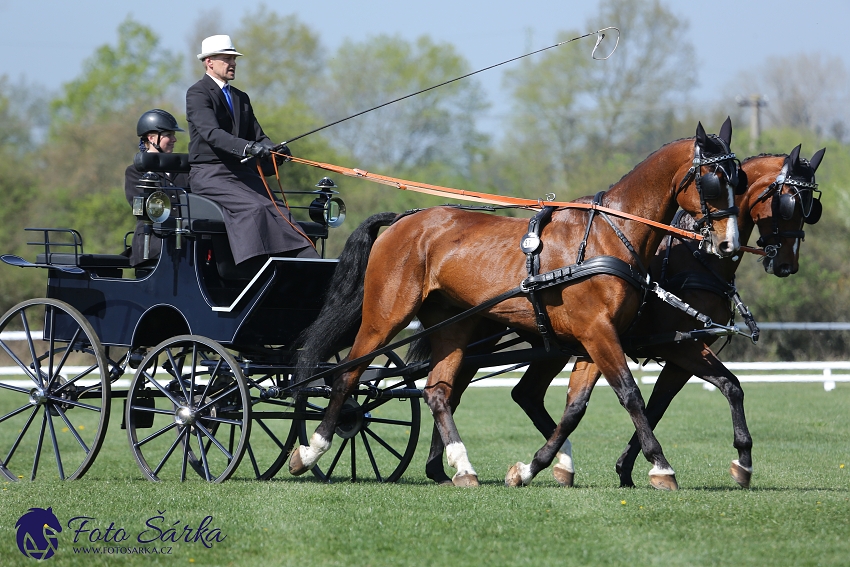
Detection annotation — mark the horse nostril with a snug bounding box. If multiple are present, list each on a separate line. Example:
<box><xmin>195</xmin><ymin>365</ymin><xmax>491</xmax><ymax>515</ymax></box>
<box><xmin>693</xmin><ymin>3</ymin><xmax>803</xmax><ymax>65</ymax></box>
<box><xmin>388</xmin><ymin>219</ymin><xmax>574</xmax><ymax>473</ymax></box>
<box><xmin>717</xmin><ymin>241</ymin><xmax>734</xmax><ymax>257</ymax></box>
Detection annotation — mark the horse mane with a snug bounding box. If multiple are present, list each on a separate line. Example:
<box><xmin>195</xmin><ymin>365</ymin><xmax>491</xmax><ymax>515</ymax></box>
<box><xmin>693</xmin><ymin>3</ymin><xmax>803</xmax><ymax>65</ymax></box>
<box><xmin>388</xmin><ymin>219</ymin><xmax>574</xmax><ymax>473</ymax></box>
<box><xmin>608</xmin><ymin>137</ymin><xmax>692</xmax><ymax>187</ymax></box>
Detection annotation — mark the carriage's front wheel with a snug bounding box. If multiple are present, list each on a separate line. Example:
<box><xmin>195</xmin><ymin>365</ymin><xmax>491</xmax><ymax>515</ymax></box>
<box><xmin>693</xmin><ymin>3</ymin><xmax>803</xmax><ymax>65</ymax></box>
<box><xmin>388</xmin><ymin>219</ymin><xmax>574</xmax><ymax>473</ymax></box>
<box><xmin>125</xmin><ymin>335</ymin><xmax>250</xmax><ymax>483</ymax></box>
<box><xmin>0</xmin><ymin>298</ymin><xmax>110</xmax><ymax>481</ymax></box>
<box><xmin>295</xmin><ymin>352</ymin><xmax>421</xmax><ymax>483</ymax></box>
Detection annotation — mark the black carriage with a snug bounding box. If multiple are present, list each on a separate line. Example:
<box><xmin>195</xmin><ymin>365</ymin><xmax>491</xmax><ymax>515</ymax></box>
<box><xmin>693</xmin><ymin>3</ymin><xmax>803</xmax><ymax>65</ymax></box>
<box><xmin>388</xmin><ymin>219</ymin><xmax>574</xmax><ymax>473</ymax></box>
<box><xmin>0</xmin><ymin>153</ymin><xmax>427</xmax><ymax>483</ymax></box>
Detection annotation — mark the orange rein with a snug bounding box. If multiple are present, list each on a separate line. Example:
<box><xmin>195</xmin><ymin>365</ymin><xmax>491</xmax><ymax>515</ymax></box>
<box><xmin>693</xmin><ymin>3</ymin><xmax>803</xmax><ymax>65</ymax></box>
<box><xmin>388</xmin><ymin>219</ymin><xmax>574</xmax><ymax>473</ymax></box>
<box><xmin>255</xmin><ymin>157</ymin><xmax>317</xmax><ymax>250</ymax></box>
<box><xmin>275</xmin><ymin>151</ymin><xmax>766</xmax><ymax>257</ymax></box>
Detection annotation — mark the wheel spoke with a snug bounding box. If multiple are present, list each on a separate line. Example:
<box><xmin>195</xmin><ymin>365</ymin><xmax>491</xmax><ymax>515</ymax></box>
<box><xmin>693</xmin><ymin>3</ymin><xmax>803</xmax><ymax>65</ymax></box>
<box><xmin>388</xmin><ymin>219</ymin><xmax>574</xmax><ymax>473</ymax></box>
<box><xmin>196</xmin><ymin>383</ymin><xmax>240</xmax><ymax>413</ymax></box>
<box><xmin>195</xmin><ymin>428</ymin><xmax>213</xmax><ymax>481</ymax></box>
<box><xmin>136</xmin><ymin>422</ymin><xmax>179</xmax><ymax>448</ymax></box>
<box><xmin>53</xmin><ymin>404</ymin><xmax>90</xmax><ymax>453</ymax></box>
<box><xmin>129</xmin><ymin>405</ymin><xmax>175</xmax><ymax>416</ymax></box>
<box><xmin>365</xmin><ymin>416</ymin><xmax>414</xmax><ymax>427</ymax></box>
<box><xmin>21</xmin><ymin>310</ymin><xmax>44</xmax><ymax>387</ymax></box>
<box><xmin>180</xmin><ymin>426</ymin><xmax>190</xmax><ymax>482</ymax></box>
<box><xmin>152</xmin><ymin>425</ymin><xmax>186</xmax><ymax>476</ymax></box>
<box><xmin>52</xmin><ymin>362</ymin><xmax>101</xmax><ymax>394</ymax></box>
<box><xmin>363</xmin><ymin>426</ymin><xmax>404</xmax><ymax>461</ymax></box>
<box><xmin>324</xmin><ymin>437</ymin><xmax>349</xmax><ymax>478</ymax></box>
<box><xmin>45</xmin><ymin>326</ymin><xmax>83</xmax><ymax>390</ymax></box>
<box><xmin>350</xmin><ymin>434</ymin><xmax>357</xmax><ymax>482</ymax></box>
<box><xmin>45</xmin><ymin>396</ymin><xmax>101</xmax><ymax>413</ymax></box>
<box><xmin>255</xmin><ymin>419</ymin><xmax>287</xmax><ymax>451</ymax></box>
<box><xmin>360</xmin><ymin>430</ymin><xmax>383</xmax><ymax>482</ymax></box>
<box><xmin>4</xmin><ymin>406</ymin><xmax>39</xmax><ymax>467</ymax></box>
<box><xmin>195</xmin><ymin>421</ymin><xmax>234</xmax><ymax>461</ymax></box>
<box><xmin>245</xmin><ymin>442</ymin><xmax>261</xmax><ymax>478</ymax></box>
<box><xmin>0</xmin><ymin>338</ymin><xmax>41</xmax><ymax>386</ymax></box>
<box><xmin>198</xmin><ymin>358</ymin><xmax>224</xmax><ymax>402</ymax></box>
<box><xmin>45</xmin><ymin>407</ymin><xmax>65</xmax><ymax>480</ymax></box>
<box><xmin>141</xmin><ymin>369</ymin><xmax>183</xmax><ymax>407</ymax></box>
<box><xmin>31</xmin><ymin>409</ymin><xmax>48</xmax><ymax>480</ymax></box>
<box><xmin>0</xmin><ymin>403</ymin><xmax>33</xmax><ymax>424</ymax></box>
<box><xmin>166</xmin><ymin>347</ymin><xmax>190</xmax><ymax>402</ymax></box>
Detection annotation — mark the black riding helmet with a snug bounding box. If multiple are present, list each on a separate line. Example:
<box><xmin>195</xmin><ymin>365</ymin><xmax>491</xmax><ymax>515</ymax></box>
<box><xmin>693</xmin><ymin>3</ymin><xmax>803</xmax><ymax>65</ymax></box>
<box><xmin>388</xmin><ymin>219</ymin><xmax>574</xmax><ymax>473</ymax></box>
<box><xmin>137</xmin><ymin>109</ymin><xmax>184</xmax><ymax>136</ymax></box>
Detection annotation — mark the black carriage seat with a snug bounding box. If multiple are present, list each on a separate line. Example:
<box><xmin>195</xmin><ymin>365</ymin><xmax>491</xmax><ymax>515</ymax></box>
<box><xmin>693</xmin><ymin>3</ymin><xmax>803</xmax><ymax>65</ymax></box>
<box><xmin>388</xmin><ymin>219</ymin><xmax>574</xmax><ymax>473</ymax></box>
<box><xmin>131</xmin><ymin>153</ymin><xmax>327</xmax><ymax>280</ymax></box>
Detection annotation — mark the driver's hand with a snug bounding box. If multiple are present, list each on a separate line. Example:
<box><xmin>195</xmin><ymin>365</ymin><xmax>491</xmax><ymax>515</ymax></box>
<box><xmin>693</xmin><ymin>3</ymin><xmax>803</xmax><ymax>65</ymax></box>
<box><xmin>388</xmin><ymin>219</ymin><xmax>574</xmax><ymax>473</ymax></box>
<box><xmin>246</xmin><ymin>141</ymin><xmax>274</xmax><ymax>160</ymax></box>
<box><xmin>273</xmin><ymin>144</ymin><xmax>292</xmax><ymax>165</ymax></box>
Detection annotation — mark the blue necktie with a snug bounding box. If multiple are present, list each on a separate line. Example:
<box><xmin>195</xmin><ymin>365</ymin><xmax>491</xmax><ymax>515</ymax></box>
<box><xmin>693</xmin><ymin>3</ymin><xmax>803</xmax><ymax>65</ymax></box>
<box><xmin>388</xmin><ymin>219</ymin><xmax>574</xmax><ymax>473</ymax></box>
<box><xmin>222</xmin><ymin>84</ymin><xmax>234</xmax><ymax>116</ymax></box>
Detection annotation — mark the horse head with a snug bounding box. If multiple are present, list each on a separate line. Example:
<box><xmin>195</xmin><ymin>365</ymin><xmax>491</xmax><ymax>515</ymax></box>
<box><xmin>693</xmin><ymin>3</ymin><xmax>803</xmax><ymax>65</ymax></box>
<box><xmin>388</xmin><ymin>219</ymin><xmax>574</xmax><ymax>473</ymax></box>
<box><xmin>747</xmin><ymin>144</ymin><xmax>825</xmax><ymax>277</ymax></box>
<box><xmin>676</xmin><ymin>117</ymin><xmax>742</xmax><ymax>258</ymax></box>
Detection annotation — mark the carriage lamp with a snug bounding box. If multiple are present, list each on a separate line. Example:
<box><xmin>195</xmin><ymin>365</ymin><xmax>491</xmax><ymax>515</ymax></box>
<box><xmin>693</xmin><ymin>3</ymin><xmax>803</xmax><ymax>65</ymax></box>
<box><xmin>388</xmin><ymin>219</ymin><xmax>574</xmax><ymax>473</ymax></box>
<box><xmin>309</xmin><ymin>176</ymin><xmax>346</xmax><ymax>228</ymax></box>
<box><xmin>132</xmin><ymin>173</ymin><xmax>173</xmax><ymax>260</ymax></box>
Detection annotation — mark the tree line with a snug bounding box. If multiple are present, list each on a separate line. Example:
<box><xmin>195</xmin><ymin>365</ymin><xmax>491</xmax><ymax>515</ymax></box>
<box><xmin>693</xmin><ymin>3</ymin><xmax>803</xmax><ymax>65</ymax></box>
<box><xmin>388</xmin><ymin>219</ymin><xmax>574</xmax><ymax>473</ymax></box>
<box><xmin>1</xmin><ymin>0</ymin><xmax>849</xmax><ymax>360</ymax></box>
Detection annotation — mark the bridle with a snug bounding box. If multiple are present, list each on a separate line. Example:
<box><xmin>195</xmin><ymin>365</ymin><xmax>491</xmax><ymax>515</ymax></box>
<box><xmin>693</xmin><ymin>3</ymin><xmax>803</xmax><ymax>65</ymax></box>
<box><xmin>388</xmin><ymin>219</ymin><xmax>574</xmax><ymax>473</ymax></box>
<box><xmin>754</xmin><ymin>159</ymin><xmax>821</xmax><ymax>258</ymax></box>
<box><xmin>676</xmin><ymin>135</ymin><xmax>743</xmax><ymax>246</ymax></box>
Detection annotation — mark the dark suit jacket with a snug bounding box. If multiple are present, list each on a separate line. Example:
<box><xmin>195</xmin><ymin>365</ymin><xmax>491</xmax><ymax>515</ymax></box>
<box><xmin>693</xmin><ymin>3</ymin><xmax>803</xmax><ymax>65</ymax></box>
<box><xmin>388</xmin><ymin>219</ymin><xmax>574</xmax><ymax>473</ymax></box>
<box><xmin>186</xmin><ymin>74</ymin><xmax>271</xmax><ymax>167</ymax></box>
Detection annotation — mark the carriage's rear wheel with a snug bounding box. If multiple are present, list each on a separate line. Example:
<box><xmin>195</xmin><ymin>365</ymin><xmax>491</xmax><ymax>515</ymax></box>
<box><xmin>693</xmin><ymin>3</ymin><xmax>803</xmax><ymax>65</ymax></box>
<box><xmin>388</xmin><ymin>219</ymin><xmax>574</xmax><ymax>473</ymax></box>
<box><xmin>0</xmin><ymin>298</ymin><xmax>110</xmax><ymax>481</ymax></box>
<box><xmin>295</xmin><ymin>352</ymin><xmax>421</xmax><ymax>483</ymax></box>
<box><xmin>125</xmin><ymin>335</ymin><xmax>250</xmax><ymax>483</ymax></box>
<box><xmin>235</xmin><ymin>369</ymin><xmax>298</xmax><ymax>480</ymax></box>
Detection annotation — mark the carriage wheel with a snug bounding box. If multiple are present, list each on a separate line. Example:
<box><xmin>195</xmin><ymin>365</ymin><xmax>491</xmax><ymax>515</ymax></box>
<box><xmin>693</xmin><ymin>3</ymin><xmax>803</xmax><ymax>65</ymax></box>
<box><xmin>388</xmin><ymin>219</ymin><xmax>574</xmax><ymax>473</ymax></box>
<box><xmin>125</xmin><ymin>335</ymin><xmax>250</xmax><ymax>483</ymax></box>
<box><xmin>233</xmin><ymin>368</ymin><xmax>298</xmax><ymax>480</ymax></box>
<box><xmin>0</xmin><ymin>298</ymin><xmax>110</xmax><ymax>481</ymax></box>
<box><xmin>295</xmin><ymin>351</ymin><xmax>421</xmax><ymax>483</ymax></box>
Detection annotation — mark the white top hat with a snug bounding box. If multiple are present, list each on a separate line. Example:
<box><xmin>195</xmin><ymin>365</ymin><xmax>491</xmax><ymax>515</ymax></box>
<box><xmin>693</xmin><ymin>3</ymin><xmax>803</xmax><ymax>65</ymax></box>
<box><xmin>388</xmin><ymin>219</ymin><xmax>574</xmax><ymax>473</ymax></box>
<box><xmin>197</xmin><ymin>35</ymin><xmax>244</xmax><ymax>60</ymax></box>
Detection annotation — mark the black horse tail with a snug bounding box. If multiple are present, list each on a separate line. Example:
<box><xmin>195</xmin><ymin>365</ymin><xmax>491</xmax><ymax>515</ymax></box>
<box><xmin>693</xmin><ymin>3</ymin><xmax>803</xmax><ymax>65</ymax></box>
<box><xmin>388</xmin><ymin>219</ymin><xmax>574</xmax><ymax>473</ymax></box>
<box><xmin>295</xmin><ymin>212</ymin><xmax>398</xmax><ymax>382</ymax></box>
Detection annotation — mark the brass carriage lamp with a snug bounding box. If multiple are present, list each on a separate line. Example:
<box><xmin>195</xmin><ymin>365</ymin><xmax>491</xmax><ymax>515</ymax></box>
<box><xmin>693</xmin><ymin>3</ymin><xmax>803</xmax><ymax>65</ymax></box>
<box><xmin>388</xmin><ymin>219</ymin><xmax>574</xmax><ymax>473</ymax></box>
<box><xmin>309</xmin><ymin>176</ymin><xmax>346</xmax><ymax>228</ymax></box>
<box><xmin>132</xmin><ymin>173</ymin><xmax>172</xmax><ymax>260</ymax></box>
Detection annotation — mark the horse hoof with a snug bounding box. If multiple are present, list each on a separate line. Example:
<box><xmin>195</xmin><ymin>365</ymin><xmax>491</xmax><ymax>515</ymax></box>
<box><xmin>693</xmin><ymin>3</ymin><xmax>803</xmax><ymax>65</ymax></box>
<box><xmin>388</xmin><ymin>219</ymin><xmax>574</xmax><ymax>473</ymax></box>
<box><xmin>553</xmin><ymin>464</ymin><xmax>574</xmax><ymax>487</ymax></box>
<box><xmin>730</xmin><ymin>460</ymin><xmax>752</xmax><ymax>488</ymax></box>
<box><xmin>505</xmin><ymin>464</ymin><xmax>523</xmax><ymax>487</ymax></box>
<box><xmin>452</xmin><ymin>474</ymin><xmax>479</xmax><ymax>487</ymax></box>
<box><xmin>288</xmin><ymin>447</ymin><xmax>309</xmax><ymax>476</ymax></box>
<box><xmin>649</xmin><ymin>474</ymin><xmax>678</xmax><ymax>491</ymax></box>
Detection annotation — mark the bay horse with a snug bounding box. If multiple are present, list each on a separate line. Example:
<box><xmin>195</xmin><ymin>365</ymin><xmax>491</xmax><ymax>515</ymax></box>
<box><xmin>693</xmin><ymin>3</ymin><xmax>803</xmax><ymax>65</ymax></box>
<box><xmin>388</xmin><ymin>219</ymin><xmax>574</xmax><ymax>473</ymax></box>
<box><xmin>291</xmin><ymin>119</ymin><xmax>741</xmax><ymax>489</ymax></box>
<box><xmin>490</xmin><ymin>144</ymin><xmax>824</xmax><ymax>489</ymax></box>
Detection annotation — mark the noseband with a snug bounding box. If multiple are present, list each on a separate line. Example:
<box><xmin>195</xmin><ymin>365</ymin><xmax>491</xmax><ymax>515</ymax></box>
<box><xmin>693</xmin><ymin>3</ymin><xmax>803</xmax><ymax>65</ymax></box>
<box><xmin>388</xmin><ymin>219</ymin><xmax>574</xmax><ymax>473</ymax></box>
<box><xmin>676</xmin><ymin>136</ymin><xmax>741</xmax><ymax>244</ymax></box>
<box><xmin>754</xmin><ymin>160</ymin><xmax>820</xmax><ymax>257</ymax></box>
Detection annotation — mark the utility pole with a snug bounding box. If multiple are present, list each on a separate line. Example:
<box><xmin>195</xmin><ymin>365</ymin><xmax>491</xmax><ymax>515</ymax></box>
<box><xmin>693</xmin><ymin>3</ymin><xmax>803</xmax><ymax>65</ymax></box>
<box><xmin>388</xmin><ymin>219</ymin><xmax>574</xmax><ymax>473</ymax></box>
<box><xmin>737</xmin><ymin>94</ymin><xmax>768</xmax><ymax>154</ymax></box>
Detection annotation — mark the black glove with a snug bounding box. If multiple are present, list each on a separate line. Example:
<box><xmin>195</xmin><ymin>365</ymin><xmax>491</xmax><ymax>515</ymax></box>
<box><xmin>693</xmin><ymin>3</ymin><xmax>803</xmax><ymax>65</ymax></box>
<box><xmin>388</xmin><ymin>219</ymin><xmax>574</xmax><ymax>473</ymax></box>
<box><xmin>246</xmin><ymin>141</ymin><xmax>274</xmax><ymax>160</ymax></box>
<box><xmin>273</xmin><ymin>143</ymin><xmax>292</xmax><ymax>165</ymax></box>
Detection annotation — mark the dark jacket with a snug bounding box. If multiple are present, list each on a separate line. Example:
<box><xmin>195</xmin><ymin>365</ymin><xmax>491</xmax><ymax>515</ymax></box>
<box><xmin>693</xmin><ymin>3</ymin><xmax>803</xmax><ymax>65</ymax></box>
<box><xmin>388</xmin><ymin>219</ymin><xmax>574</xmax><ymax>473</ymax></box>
<box><xmin>186</xmin><ymin>74</ymin><xmax>271</xmax><ymax>167</ymax></box>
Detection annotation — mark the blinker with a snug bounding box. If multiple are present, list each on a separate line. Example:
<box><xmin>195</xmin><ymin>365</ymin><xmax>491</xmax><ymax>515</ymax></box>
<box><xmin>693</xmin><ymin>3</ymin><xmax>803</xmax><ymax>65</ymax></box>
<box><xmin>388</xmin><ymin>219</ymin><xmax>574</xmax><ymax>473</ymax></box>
<box><xmin>699</xmin><ymin>171</ymin><xmax>723</xmax><ymax>201</ymax></box>
<box><xmin>779</xmin><ymin>193</ymin><xmax>796</xmax><ymax>220</ymax></box>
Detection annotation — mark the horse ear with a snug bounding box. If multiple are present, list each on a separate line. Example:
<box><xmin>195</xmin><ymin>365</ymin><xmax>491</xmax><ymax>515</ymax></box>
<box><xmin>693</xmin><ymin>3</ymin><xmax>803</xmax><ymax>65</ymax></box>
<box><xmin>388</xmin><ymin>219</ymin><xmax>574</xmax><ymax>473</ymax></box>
<box><xmin>810</xmin><ymin>147</ymin><xmax>826</xmax><ymax>172</ymax></box>
<box><xmin>696</xmin><ymin>122</ymin><xmax>707</xmax><ymax>145</ymax></box>
<box><xmin>719</xmin><ymin>116</ymin><xmax>733</xmax><ymax>145</ymax></box>
<box><xmin>788</xmin><ymin>144</ymin><xmax>802</xmax><ymax>168</ymax></box>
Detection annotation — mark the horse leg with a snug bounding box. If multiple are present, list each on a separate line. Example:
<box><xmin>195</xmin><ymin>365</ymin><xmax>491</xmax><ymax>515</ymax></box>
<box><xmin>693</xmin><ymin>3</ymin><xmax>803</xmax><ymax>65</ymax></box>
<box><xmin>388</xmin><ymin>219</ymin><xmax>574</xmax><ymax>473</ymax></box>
<box><xmin>615</xmin><ymin>363</ymin><xmax>689</xmax><ymax>487</ymax></box>
<box><xmin>510</xmin><ymin>356</ymin><xmax>576</xmax><ymax>486</ymax></box>
<box><xmin>289</xmin><ymin>358</ymin><xmax>374</xmax><ymax>475</ymax></box>
<box><xmin>425</xmin><ymin>366</ymin><xmax>475</xmax><ymax>485</ymax></box>
<box><xmin>422</xmin><ymin>322</ymin><xmax>480</xmax><ymax>487</ymax></box>
<box><xmin>505</xmin><ymin>359</ymin><xmax>597</xmax><ymax>487</ymax></box>
<box><xmin>586</xmin><ymin>336</ymin><xmax>678</xmax><ymax>490</ymax></box>
<box><xmin>663</xmin><ymin>349</ymin><xmax>753</xmax><ymax>487</ymax></box>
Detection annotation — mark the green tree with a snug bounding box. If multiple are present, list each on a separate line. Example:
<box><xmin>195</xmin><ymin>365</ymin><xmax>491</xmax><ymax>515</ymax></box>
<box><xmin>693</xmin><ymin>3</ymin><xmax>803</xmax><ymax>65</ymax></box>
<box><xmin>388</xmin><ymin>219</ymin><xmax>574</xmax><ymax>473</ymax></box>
<box><xmin>50</xmin><ymin>17</ymin><xmax>182</xmax><ymax>125</ymax></box>
<box><xmin>497</xmin><ymin>0</ymin><xmax>697</xmax><ymax>200</ymax></box>
<box><xmin>319</xmin><ymin>35</ymin><xmax>490</xmax><ymax>174</ymax></box>
<box><xmin>41</xmin><ymin>18</ymin><xmax>184</xmax><ymax>255</ymax></box>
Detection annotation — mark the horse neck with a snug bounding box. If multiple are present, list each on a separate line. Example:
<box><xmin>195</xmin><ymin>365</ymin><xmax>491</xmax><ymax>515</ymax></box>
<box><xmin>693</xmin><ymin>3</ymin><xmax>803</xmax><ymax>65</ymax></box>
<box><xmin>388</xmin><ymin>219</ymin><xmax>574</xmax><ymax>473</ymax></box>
<box><xmin>602</xmin><ymin>138</ymin><xmax>693</xmax><ymax>263</ymax></box>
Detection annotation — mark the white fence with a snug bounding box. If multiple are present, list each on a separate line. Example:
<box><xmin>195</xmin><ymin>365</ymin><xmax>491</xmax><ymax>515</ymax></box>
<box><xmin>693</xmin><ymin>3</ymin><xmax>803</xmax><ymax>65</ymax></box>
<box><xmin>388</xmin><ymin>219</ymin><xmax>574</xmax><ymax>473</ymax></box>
<box><xmin>2</xmin><ymin>332</ymin><xmax>848</xmax><ymax>392</ymax></box>
<box><xmin>464</xmin><ymin>360</ymin><xmax>850</xmax><ymax>391</ymax></box>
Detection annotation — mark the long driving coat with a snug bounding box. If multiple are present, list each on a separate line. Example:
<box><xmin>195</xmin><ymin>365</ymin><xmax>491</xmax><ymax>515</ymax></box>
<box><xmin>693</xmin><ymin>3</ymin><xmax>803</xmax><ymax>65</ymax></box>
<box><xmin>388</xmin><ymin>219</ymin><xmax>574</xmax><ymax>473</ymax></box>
<box><xmin>186</xmin><ymin>74</ymin><xmax>314</xmax><ymax>264</ymax></box>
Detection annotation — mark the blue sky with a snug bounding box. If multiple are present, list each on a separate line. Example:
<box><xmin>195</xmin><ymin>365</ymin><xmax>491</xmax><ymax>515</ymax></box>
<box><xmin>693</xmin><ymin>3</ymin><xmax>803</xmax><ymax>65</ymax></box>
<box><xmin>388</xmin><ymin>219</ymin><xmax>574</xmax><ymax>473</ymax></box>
<box><xmin>2</xmin><ymin>0</ymin><xmax>848</xmax><ymax>134</ymax></box>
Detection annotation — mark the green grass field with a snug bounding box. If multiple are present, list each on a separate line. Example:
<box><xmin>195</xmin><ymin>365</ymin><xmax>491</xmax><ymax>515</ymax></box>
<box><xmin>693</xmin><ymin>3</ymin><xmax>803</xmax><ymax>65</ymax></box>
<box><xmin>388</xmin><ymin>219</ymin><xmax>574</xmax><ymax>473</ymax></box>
<box><xmin>1</xmin><ymin>382</ymin><xmax>848</xmax><ymax>566</ymax></box>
